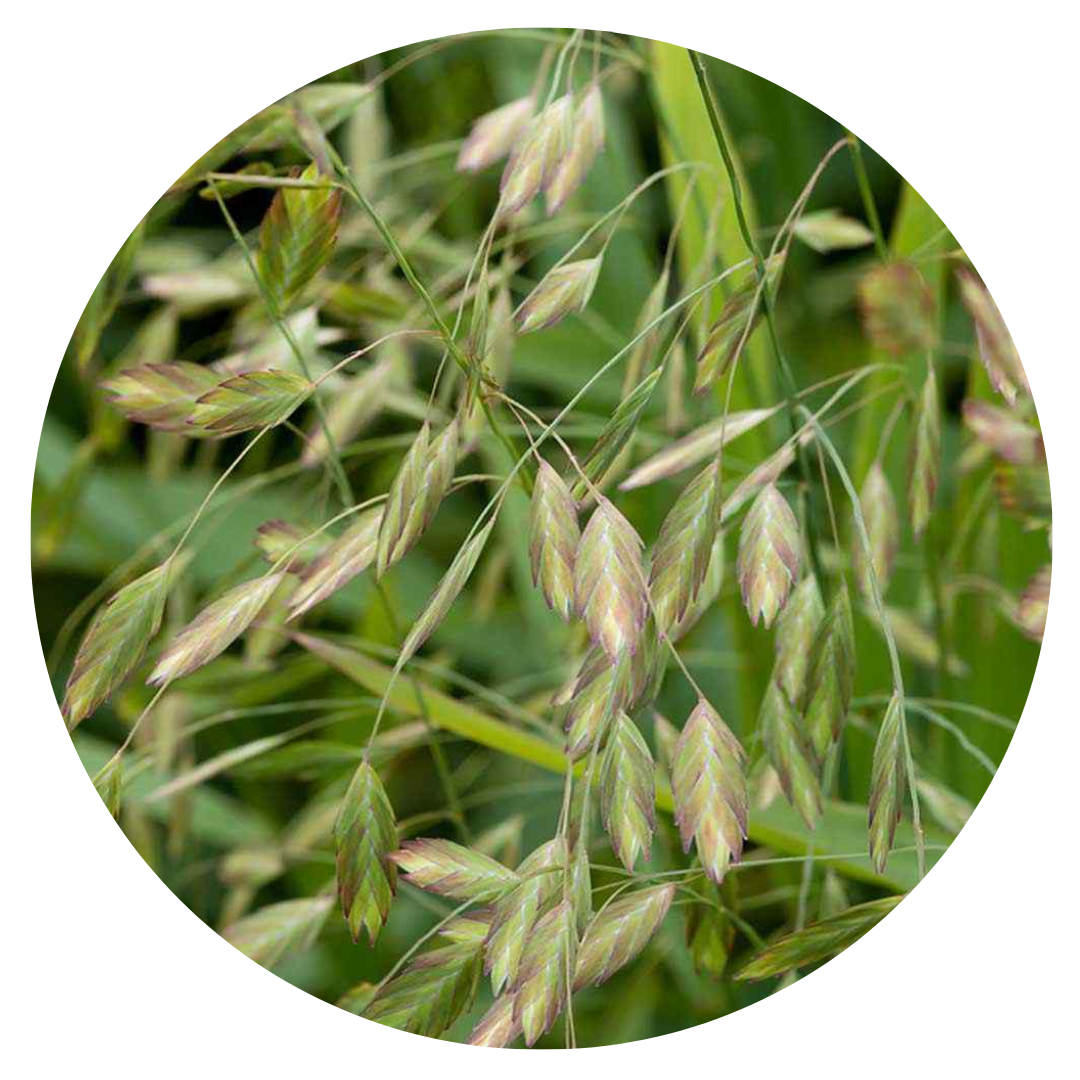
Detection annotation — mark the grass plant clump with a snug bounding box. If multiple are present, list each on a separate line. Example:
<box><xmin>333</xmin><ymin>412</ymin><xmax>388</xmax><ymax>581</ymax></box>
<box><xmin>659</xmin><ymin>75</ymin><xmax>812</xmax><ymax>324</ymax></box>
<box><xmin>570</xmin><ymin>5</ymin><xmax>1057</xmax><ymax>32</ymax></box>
<box><xmin>34</xmin><ymin>28</ymin><xmax>1049</xmax><ymax>1048</ymax></box>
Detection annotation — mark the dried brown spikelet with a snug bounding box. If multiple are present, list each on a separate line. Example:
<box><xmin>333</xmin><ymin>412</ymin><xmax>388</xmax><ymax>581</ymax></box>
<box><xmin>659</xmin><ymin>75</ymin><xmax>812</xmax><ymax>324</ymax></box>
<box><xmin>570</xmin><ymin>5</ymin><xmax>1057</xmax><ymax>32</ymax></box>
<box><xmin>854</xmin><ymin>462</ymin><xmax>900</xmax><ymax>599</ymax></box>
<box><xmin>222</xmin><ymin>895</ymin><xmax>333</xmax><ymax>970</ymax></box>
<box><xmin>908</xmin><ymin>368</ymin><xmax>941</xmax><ymax>538</ymax></box>
<box><xmin>575</xmin><ymin>498</ymin><xmax>648</xmax><ymax>660</ymax></box>
<box><xmin>457</xmin><ymin>95</ymin><xmax>534</xmax><ymax>173</ymax></box>
<box><xmin>758</xmin><ymin>680</ymin><xmax>822</xmax><ymax>829</ymax></box>
<box><xmin>956</xmin><ymin>267</ymin><xmax>1028</xmax><ymax>405</ymax></box>
<box><xmin>962</xmin><ymin>399</ymin><xmax>1044</xmax><ymax>465</ymax></box>
<box><xmin>694</xmin><ymin>254</ymin><xmax>785</xmax><ymax>394</ymax></box>
<box><xmin>254</xmin><ymin>519</ymin><xmax>329</xmax><ymax>575</ymax></box>
<box><xmin>101</xmin><ymin>362</ymin><xmax>219</xmax><ymax>433</ymax></box>
<box><xmin>389</xmin><ymin>838</ymin><xmax>519</xmax><ymax>902</ymax></box>
<box><xmin>572</xmin><ymin>368</ymin><xmax>662</xmax><ymax>499</ymax></box>
<box><xmin>257</xmin><ymin>162</ymin><xmax>342</xmax><ymax>314</ymax></box>
<box><xmin>650</xmin><ymin>460</ymin><xmax>720</xmax><ymax>636</ymax></box>
<box><xmin>619</xmin><ymin>406</ymin><xmax>779</xmax><ymax>491</ymax></box>
<box><xmin>517</xmin><ymin>256</ymin><xmax>602</xmax><ymax>334</ymax></box>
<box><xmin>1014</xmin><ymin>563</ymin><xmax>1050</xmax><ymax>642</ymax></box>
<box><xmin>574</xmin><ymin>884</ymin><xmax>675</xmax><ymax>990</ymax></box>
<box><xmin>736</xmin><ymin>483</ymin><xmax>801</xmax><ymax>628</ymax></box>
<box><xmin>334</xmin><ymin>761</ymin><xmax>397</xmax><ymax>944</ymax></box>
<box><xmin>600</xmin><ymin>712</ymin><xmax>656</xmax><ymax>871</ymax></box>
<box><xmin>189</xmin><ymin>369</ymin><xmax>312</xmax><ymax>437</ymax></box>
<box><xmin>529</xmin><ymin>460</ymin><xmax>580</xmax><ymax>620</ymax></box>
<box><xmin>511</xmin><ymin>900</ymin><xmax>576</xmax><ymax>1046</ymax></box>
<box><xmin>62</xmin><ymin>563</ymin><xmax>172</xmax><ymax>730</ymax></box>
<box><xmin>857</xmin><ymin>262</ymin><xmax>935</xmax><ymax>354</ymax></box>
<box><xmin>148</xmin><ymin>573</ymin><xmax>284</xmax><ymax>686</ymax></box>
<box><xmin>803</xmin><ymin>584</ymin><xmax>857</xmax><ymax>764</ymax></box>
<box><xmin>868</xmin><ymin>692</ymin><xmax>906</xmax><ymax>873</ymax></box>
<box><xmin>671</xmin><ymin>699</ymin><xmax>748</xmax><ymax>883</ymax></box>
<box><xmin>546</xmin><ymin>83</ymin><xmax>605</xmax><ymax>215</ymax></box>
<box><xmin>772</xmin><ymin>574</ymin><xmax>825</xmax><ymax>709</ymax></box>
<box><xmin>364</xmin><ymin>925</ymin><xmax>485</xmax><ymax>1038</ymax></box>
<box><xmin>287</xmin><ymin>507</ymin><xmax>382</xmax><ymax>620</ymax></box>
<box><xmin>500</xmin><ymin>95</ymin><xmax>571</xmax><ymax>215</ymax></box>
<box><xmin>397</xmin><ymin>517</ymin><xmax>496</xmax><ymax>668</ymax></box>
<box><xmin>485</xmin><ymin>838</ymin><xmax>565</xmax><ymax>995</ymax></box>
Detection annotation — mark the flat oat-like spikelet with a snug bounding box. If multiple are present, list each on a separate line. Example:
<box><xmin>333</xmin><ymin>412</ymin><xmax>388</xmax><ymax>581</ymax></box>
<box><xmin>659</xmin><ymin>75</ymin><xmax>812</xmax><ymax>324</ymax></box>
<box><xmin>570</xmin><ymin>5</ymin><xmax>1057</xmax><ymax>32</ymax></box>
<box><xmin>650</xmin><ymin>460</ymin><xmax>720</xmax><ymax>635</ymax></box>
<box><xmin>376</xmin><ymin>422</ymin><xmax>430</xmax><ymax>576</ymax></box>
<box><xmin>511</xmin><ymin>901</ymin><xmax>577</xmax><ymax>1047</ymax></box>
<box><xmin>962</xmin><ymin>400</ymin><xmax>1045</xmax><ymax>465</ymax></box>
<box><xmin>457</xmin><ymin>95</ymin><xmax>534</xmax><ymax>174</ymax></box>
<box><xmin>600</xmin><ymin>712</ymin><xmax>656</xmax><ymax>871</ymax></box>
<box><xmin>529</xmin><ymin>460</ymin><xmax>580</xmax><ymax>620</ymax></box>
<box><xmin>254</xmin><ymin>519</ymin><xmax>330</xmax><ymax>575</ymax></box>
<box><xmin>772</xmin><ymin>574</ymin><xmax>824</xmax><ymax>709</ymax></box>
<box><xmin>389</xmin><ymin>838</ymin><xmax>519</xmax><ymax>902</ymax></box>
<box><xmin>101</xmin><ymin>362</ymin><xmax>219</xmax><ymax>432</ymax></box>
<box><xmin>669</xmin><ymin>533</ymin><xmax>725</xmax><ymax>641</ymax></box>
<box><xmin>500</xmin><ymin>95</ymin><xmax>571</xmax><ymax>214</ymax></box>
<box><xmin>868</xmin><ymin>692</ymin><xmax>906</xmax><ymax>873</ymax></box>
<box><xmin>854</xmin><ymin>462</ymin><xmax>900</xmax><ymax>599</ymax></box>
<box><xmin>574</xmin><ymin>884</ymin><xmax>675</xmax><ymax>989</ymax></box>
<box><xmin>803</xmin><ymin>584</ymin><xmax>857</xmax><ymax>764</ymax></box>
<box><xmin>908</xmin><ymin>367</ymin><xmax>941</xmax><ymax>538</ymax></box>
<box><xmin>257</xmin><ymin>162</ymin><xmax>342</xmax><ymax>314</ymax></box>
<box><xmin>736</xmin><ymin>483</ymin><xmax>801</xmax><ymax>628</ymax></box>
<box><xmin>222</xmin><ymin>895</ymin><xmax>333</xmax><ymax>969</ymax></box>
<box><xmin>561</xmin><ymin>648</ymin><xmax>630</xmax><ymax>760</ymax></box>
<box><xmin>857</xmin><ymin>262</ymin><xmax>935</xmax><ymax>355</ymax></box>
<box><xmin>287</xmin><ymin>507</ymin><xmax>382</xmax><ymax>620</ymax></box>
<box><xmin>189</xmin><ymin>370</ymin><xmax>312</xmax><ymax>437</ymax></box>
<box><xmin>485</xmin><ymin>838</ymin><xmax>565</xmax><ymax>995</ymax></box>
<box><xmin>546</xmin><ymin>82</ymin><xmax>605</xmax><ymax>215</ymax></box>
<box><xmin>396</xmin><ymin>517</ymin><xmax>496</xmax><ymax>668</ymax></box>
<box><xmin>62</xmin><ymin>563</ymin><xmax>171</xmax><ymax>730</ymax></box>
<box><xmin>574</xmin><ymin>498</ymin><xmax>647</xmax><ymax>660</ymax></box>
<box><xmin>468</xmin><ymin>994</ymin><xmax>521</xmax><ymax>1048</ymax></box>
<box><xmin>334</xmin><ymin>761</ymin><xmax>397</xmax><ymax>944</ymax></box>
<box><xmin>956</xmin><ymin>267</ymin><xmax>1028</xmax><ymax>404</ymax></box>
<box><xmin>671</xmin><ymin>699</ymin><xmax>748</xmax><ymax>883</ymax></box>
<box><xmin>149</xmin><ymin>573</ymin><xmax>284</xmax><ymax>685</ymax></box>
<box><xmin>364</xmin><ymin>934</ymin><xmax>485</xmax><ymax>1038</ymax></box>
<box><xmin>1014</xmin><ymin>562</ymin><xmax>1051</xmax><ymax>642</ymax></box>
<box><xmin>758</xmin><ymin>680</ymin><xmax>822</xmax><ymax>829</ymax></box>
<box><xmin>517</xmin><ymin>256</ymin><xmax>602</xmax><ymax>334</ymax></box>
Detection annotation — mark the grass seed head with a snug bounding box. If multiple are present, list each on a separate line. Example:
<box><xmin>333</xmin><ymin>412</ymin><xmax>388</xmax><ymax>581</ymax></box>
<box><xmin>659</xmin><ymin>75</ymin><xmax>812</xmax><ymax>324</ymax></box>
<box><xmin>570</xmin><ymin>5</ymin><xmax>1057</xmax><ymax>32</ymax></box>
<box><xmin>758</xmin><ymin>679</ymin><xmax>823</xmax><ymax>829</ymax></box>
<box><xmin>189</xmin><ymin>369</ymin><xmax>312</xmax><ymax>437</ymax></box>
<box><xmin>962</xmin><ymin>399</ymin><xmax>1045</xmax><ymax>465</ymax></box>
<box><xmin>1014</xmin><ymin>562</ymin><xmax>1050</xmax><ymax>642</ymax></box>
<box><xmin>574</xmin><ymin>884</ymin><xmax>675</xmax><ymax>990</ymax></box>
<box><xmin>956</xmin><ymin>267</ymin><xmax>1028</xmax><ymax>404</ymax></box>
<box><xmin>287</xmin><ymin>507</ymin><xmax>382</xmax><ymax>620</ymax></box>
<box><xmin>529</xmin><ymin>460</ymin><xmax>581</xmax><ymax>621</ymax></box>
<box><xmin>803</xmin><ymin>583</ymin><xmax>857</xmax><ymax>764</ymax></box>
<box><xmin>908</xmin><ymin>368</ymin><xmax>941</xmax><ymax>538</ymax></box>
<box><xmin>101</xmin><ymin>362</ymin><xmax>219</xmax><ymax>433</ymax></box>
<box><xmin>772</xmin><ymin>574</ymin><xmax>825</xmax><ymax>709</ymax></box>
<box><xmin>149</xmin><ymin>572</ymin><xmax>284</xmax><ymax>686</ymax></box>
<box><xmin>600</xmin><ymin>711</ymin><xmax>656</xmax><ymax>871</ymax></box>
<box><xmin>389</xmin><ymin>838</ymin><xmax>519</xmax><ymax>902</ymax></box>
<box><xmin>736</xmin><ymin>482</ymin><xmax>801</xmax><ymax>628</ymax></box>
<box><xmin>457</xmin><ymin>95</ymin><xmax>534</xmax><ymax>173</ymax></box>
<box><xmin>854</xmin><ymin>462</ymin><xmax>900</xmax><ymax>600</ymax></box>
<box><xmin>500</xmin><ymin>94</ymin><xmax>572</xmax><ymax>215</ymax></box>
<box><xmin>857</xmin><ymin>262</ymin><xmax>936</xmax><ymax>355</ymax></box>
<box><xmin>868</xmin><ymin>692</ymin><xmax>906</xmax><ymax>873</ymax></box>
<box><xmin>511</xmin><ymin>900</ymin><xmax>577</xmax><ymax>1046</ymax></box>
<box><xmin>546</xmin><ymin>83</ymin><xmax>606</xmax><ymax>215</ymax></box>
<box><xmin>517</xmin><ymin>255</ymin><xmax>602</xmax><ymax>334</ymax></box>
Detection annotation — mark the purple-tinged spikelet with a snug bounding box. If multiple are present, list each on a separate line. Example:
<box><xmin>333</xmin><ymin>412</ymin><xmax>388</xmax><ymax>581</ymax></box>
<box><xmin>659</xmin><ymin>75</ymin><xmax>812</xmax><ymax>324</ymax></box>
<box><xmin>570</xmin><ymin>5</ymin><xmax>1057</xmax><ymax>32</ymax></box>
<box><xmin>457</xmin><ymin>95</ymin><xmax>534</xmax><ymax>173</ymax></box>
<box><xmin>736</xmin><ymin>483</ymin><xmax>801</xmax><ymax>628</ymax></box>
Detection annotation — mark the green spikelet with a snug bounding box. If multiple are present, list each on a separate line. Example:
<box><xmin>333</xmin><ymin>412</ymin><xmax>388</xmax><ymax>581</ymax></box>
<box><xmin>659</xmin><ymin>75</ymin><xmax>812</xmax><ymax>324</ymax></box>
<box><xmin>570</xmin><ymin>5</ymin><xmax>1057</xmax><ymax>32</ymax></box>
<box><xmin>287</xmin><ymin>508</ymin><xmax>382</xmax><ymax>620</ymax></box>
<box><xmin>868</xmin><ymin>692</ymin><xmax>906</xmax><ymax>873</ymax></box>
<box><xmin>62</xmin><ymin>564</ymin><xmax>171</xmax><ymax>730</ymax></box>
<box><xmin>803</xmin><ymin>584</ymin><xmax>857</xmax><ymax>764</ymax></box>
<box><xmin>908</xmin><ymin>366</ymin><xmax>941</xmax><ymax>538</ymax></box>
<box><xmin>364</xmin><ymin>930</ymin><xmax>485</xmax><ymax>1038</ymax></box>
<box><xmin>600</xmin><ymin>712</ymin><xmax>656</xmax><ymax>871</ymax></box>
<box><xmin>512</xmin><ymin>901</ymin><xmax>577</xmax><ymax>1046</ymax></box>
<box><xmin>529</xmin><ymin>460</ymin><xmax>580</xmax><ymax>620</ymax></box>
<box><xmin>854</xmin><ymin>462</ymin><xmax>900</xmax><ymax>599</ymax></box>
<box><xmin>101</xmin><ymin>362</ymin><xmax>219</xmax><ymax>433</ymax></box>
<box><xmin>334</xmin><ymin>761</ymin><xmax>397</xmax><ymax>944</ymax></box>
<box><xmin>189</xmin><ymin>370</ymin><xmax>312</xmax><ymax>437</ymax></box>
<box><xmin>376</xmin><ymin>423</ymin><xmax>430</xmax><ymax>576</ymax></box>
<box><xmin>650</xmin><ymin>460</ymin><xmax>720</xmax><ymax>636</ymax></box>
<box><xmin>389</xmin><ymin>838</ymin><xmax>519</xmax><ymax>902</ymax></box>
<box><xmin>485</xmin><ymin>839</ymin><xmax>565</xmax><ymax>995</ymax></box>
<box><xmin>257</xmin><ymin>162</ymin><xmax>342</xmax><ymax>314</ymax></box>
<box><xmin>759</xmin><ymin>680</ymin><xmax>822</xmax><ymax>829</ymax></box>
<box><xmin>574</xmin><ymin>884</ymin><xmax>675</xmax><ymax>989</ymax></box>
<box><xmin>671</xmin><ymin>699</ymin><xmax>748</xmax><ymax>883</ymax></box>
<box><xmin>771</xmin><ymin>573</ymin><xmax>824</xmax><ymax>710</ymax></box>
<box><xmin>736</xmin><ymin>483</ymin><xmax>801</xmax><ymax>629</ymax></box>
<box><xmin>223</xmin><ymin>895</ymin><xmax>333</xmax><ymax>970</ymax></box>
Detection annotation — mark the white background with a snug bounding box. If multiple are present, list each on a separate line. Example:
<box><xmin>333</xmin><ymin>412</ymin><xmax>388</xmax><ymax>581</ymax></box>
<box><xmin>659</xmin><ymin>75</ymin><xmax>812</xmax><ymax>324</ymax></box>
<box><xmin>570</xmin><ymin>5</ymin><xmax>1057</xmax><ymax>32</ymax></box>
<box><xmin>5</xmin><ymin>2</ymin><xmax>1076</xmax><ymax>1074</ymax></box>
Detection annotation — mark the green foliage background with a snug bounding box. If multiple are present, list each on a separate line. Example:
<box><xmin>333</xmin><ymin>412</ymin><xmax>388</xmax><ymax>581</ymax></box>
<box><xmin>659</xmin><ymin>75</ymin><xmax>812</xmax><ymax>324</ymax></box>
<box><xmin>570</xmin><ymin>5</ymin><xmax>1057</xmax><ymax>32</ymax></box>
<box><xmin>31</xmin><ymin>30</ymin><xmax>1045</xmax><ymax>1046</ymax></box>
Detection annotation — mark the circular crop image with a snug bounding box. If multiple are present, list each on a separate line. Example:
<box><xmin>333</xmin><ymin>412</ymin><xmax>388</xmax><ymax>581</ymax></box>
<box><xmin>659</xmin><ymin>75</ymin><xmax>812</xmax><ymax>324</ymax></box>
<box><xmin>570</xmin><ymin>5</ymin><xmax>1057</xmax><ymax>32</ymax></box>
<box><xmin>33</xmin><ymin>28</ymin><xmax>1049</xmax><ymax>1048</ymax></box>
